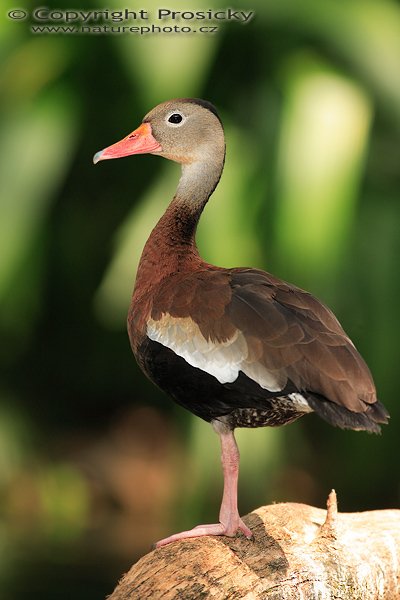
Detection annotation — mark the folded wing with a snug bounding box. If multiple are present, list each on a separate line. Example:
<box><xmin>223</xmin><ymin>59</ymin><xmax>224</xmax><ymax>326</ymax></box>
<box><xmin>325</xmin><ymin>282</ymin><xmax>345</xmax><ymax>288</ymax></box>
<box><xmin>147</xmin><ymin>267</ymin><xmax>388</xmax><ymax>430</ymax></box>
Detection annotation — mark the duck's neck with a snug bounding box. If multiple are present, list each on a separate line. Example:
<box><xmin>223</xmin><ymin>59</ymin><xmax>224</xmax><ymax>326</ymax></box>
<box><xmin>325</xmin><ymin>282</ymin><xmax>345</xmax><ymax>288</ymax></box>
<box><xmin>165</xmin><ymin>158</ymin><xmax>224</xmax><ymax>242</ymax></box>
<box><xmin>135</xmin><ymin>155</ymin><xmax>225</xmax><ymax>289</ymax></box>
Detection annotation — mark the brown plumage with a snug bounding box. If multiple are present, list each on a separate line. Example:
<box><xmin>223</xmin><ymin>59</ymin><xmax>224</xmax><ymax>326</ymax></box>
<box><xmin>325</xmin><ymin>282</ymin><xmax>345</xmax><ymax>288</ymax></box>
<box><xmin>94</xmin><ymin>98</ymin><xmax>389</xmax><ymax>547</ymax></box>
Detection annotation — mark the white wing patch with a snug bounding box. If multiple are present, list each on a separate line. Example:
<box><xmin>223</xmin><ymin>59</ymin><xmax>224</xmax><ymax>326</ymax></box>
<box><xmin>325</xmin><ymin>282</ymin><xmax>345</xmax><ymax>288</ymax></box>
<box><xmin>147</xmin><ymin>315</ymin><xmax>283</xmax><ymax>391</ymax></box>
<box><xmin>287</xmin><ymin>393</ymin><xmax>313</xmax><ymax>413</ymax></box>
<box><xmin>241</xmin><ymin>362</ymin><xmax>285</xmax><ymax>393</ymax></box>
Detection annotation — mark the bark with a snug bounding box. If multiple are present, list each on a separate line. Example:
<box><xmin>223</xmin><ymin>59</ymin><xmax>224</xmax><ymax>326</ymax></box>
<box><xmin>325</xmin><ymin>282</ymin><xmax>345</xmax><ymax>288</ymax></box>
<box><xmin>108</xmin><ymin>492</ymin><xmax>400</xmax><ymax>599</ymax></box>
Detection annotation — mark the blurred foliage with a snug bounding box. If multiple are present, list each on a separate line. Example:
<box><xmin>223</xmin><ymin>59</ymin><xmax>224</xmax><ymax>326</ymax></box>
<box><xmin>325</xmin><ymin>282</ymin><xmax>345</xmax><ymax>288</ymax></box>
<box><xmin>1</xmin><ymin>0</ymin><xmax>400</xmax><ymax>597</ymax></box>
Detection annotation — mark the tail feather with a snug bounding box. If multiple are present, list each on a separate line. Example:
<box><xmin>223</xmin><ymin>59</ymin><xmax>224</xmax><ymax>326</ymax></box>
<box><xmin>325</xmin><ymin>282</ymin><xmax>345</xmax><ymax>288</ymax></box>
<box><xmin>306</xmin><ymin>394</ymin><xmax>389</xmax><ymax>434</ymax></box>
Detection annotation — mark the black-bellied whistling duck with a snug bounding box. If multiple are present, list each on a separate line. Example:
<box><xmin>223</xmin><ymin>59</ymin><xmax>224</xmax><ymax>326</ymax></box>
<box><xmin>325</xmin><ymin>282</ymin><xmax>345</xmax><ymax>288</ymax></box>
<box><xmin>94</xmin><ymin>98</ymin><xmax>389</xmax><ymax>547</ymax></box>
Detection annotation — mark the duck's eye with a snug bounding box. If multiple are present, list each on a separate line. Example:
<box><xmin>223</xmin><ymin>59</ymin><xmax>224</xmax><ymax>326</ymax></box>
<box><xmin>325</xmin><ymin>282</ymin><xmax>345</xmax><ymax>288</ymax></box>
<box><xmin>168</xmin><ymin>113</ymin><xmax>183</xmax><ymax>124</ymax></box>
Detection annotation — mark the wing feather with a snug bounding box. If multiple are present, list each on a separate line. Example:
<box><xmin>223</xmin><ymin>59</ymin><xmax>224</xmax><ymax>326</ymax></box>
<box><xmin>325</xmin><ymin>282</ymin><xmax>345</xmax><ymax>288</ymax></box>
<box><xmin>228</xmin><ymin>269</ymin><xmax>377</xmax><ymax>410</ymax></box>
<box><xmin>147</xmin><ymin>267</ymin><xmax>378</xmax><ymax>413</ymax></box>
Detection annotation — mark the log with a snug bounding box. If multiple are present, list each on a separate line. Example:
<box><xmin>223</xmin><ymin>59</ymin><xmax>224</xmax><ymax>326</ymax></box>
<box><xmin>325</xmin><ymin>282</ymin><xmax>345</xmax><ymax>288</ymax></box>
<box><xmin>109</xmin><ymin>492</ymin><xmax>400</xmax><ymax>599</ymax></box>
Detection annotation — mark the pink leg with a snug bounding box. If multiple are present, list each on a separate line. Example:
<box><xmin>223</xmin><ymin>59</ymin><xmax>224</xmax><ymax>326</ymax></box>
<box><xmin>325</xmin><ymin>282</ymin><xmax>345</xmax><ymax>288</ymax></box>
<box><xmin>155</xmin><ymin>424</ymin><xmax>253</xmax><ymax>548</ymax></box>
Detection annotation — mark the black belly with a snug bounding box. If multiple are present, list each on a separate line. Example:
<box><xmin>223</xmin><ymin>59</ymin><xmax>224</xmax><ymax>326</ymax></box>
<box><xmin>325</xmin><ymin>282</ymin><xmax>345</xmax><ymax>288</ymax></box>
<box><xmin>137</xmin><ymin>338</ymin><xmax>305</xmax><ymax>429</ymax></box>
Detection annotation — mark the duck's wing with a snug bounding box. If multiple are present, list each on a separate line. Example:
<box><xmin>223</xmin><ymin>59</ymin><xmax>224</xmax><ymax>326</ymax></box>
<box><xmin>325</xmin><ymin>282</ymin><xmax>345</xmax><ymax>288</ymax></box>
<box><xmin>146</xmin><ymin>267</ymin><xmax>388</xmax><ymax>431</ymax></box>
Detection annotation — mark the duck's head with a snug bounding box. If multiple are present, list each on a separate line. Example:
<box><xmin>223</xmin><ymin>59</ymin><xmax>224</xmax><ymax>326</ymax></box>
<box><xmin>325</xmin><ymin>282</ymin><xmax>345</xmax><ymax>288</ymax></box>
<box><xmin>93</xmin><ymin>98</ymin><xmax>224</xmax><ymax>166</ymax></box>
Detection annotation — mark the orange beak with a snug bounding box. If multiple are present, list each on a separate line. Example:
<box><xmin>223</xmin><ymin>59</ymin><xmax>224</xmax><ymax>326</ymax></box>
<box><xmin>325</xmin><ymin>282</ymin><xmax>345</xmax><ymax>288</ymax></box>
<box><xmin>93</xmin><ymin>122</ymin><xmax>162</xmax><ymax>164</ymax></box>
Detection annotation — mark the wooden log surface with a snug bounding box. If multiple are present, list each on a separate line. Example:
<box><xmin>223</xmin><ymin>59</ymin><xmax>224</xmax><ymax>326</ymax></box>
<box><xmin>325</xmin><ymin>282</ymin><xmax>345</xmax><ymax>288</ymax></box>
<box><xmin>109</xmin><ymin>492</ymin><xmax>400</xmax><ymax>599</ymax></box>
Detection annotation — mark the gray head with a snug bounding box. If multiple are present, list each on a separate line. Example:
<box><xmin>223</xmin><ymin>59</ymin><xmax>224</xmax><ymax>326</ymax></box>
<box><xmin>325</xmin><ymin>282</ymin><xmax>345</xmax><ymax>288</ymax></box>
<box><xmin>93</xmin><ymin>98</ymin><xmax>225</xmax><ymax>166</ymax></box>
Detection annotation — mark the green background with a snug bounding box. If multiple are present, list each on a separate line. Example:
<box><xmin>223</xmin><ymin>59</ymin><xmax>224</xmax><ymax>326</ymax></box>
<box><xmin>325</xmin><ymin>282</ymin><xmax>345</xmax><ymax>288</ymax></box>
<box><xmin>1</xmin><ymin>0</ymin><xmax>399</xmax><ymax>598</ymax></box>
